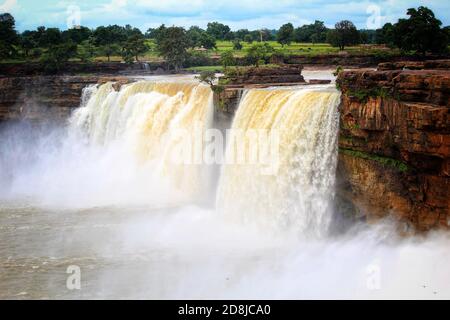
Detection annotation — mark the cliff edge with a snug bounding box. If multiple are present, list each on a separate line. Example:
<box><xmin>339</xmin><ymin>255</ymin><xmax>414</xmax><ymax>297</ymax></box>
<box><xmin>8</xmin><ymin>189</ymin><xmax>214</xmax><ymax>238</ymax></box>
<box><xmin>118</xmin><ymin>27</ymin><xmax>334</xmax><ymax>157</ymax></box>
<box><xmin>336</xmin><ymin>65</ymin><xmax>449</xmax><ymax>232</ymax></box>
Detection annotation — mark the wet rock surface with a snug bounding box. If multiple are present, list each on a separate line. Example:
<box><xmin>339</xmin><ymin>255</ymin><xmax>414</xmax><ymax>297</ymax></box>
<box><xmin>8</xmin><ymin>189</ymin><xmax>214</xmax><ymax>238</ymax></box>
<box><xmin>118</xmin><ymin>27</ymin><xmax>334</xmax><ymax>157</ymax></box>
<box><xmin>0</xmin><ymin>76</ymin><xmax>131</xmax><ymax>122</ymax></box>
<box><xmin>337</xmin><ymin>67</ymin><xmax>449</xmax><ymax>232</ymax></box>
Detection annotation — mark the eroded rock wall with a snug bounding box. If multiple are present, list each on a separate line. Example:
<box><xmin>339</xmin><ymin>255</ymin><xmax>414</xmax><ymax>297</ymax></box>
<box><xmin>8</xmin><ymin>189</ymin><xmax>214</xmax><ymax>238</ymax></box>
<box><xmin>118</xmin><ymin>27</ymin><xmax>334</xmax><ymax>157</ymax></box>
<box><xmin>336</xmin><ymin>68</ymin><xmax>450</xmax><ymax>232</ymax></box>
<box><xmin>0</xmin><ymin>76</ymin><xmax>130</xmax><ymax>123</ymax></box>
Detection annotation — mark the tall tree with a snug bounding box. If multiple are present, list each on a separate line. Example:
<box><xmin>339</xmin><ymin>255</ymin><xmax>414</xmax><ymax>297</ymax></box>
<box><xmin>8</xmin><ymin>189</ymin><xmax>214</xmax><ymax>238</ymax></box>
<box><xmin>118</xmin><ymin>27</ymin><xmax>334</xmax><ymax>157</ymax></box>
<box><xmin>20</xmin><ymin>30</ymin><xmax>38</xmax><ymax>57</ymax></box>
<box><xmin>41</xmin><ymin>41</ymin><xmax>77</xmax><ymax>73</ymax></box>
<box><xmin>155</xmin><ymin>26</ymin><xmax>190</xmax><ymax>71</ymax></box>
<box><xmin>63</xmin><ymin>26</ymin><xmax>92</xmax><ymax>44</ymax></box>
<box><xmin>38</xmin><ymin>28</ymin><xmax>63</xmax><ymax>47</ymax></box>
<box><xmin>260</xmin><ymin>28</ymin><xmax>274</xmax><ymax>41</ymax></box>
<box><xmin>0</xmin><ymin>13</ymin><xmax>19</xmax><ymax>58</ymax></box>
<box><xmin>234</xmin><ymin>29</ymin><xmax>250</xmax><ymax>41</ymax></box>
<box><xmin>199</xmin><ymin>32</ymin><xmax>216</xmax><ymax>49</ymax></box>
<box><xmin>327</xmin><ymin>20</ymin><xmax>360</xmax><ymax>50</ymax></box>
<box><xmin>444</xmin><ymin>26</ymin><xmax>450</xmax><ymax>45</ymax></box>
<box><xmin>232</xmin><ymin>39</ymin><xmax>243</xmax><ymax>50</ymax></box>
<box><xmin>375</xmin><ymin>23</ymin><xmax>395</xmax><ymax>46</ymax></box>
<box><xmin>294</xmin><ymin>20</ymin><xmax>328</xmax><ymax>43</ymax></box>
<box><xmin>77</xmin><ymin>37</ymin><xmax>96</xmax><ymax>62</ymax></box>
<box><xmin>392</xmin><ymin>6</ymin><xmax>448</xmax><ymax>55</ymax></box>
<box><xmin>246</xmin><ymin>43</ymin><xmax>274</xmax><ymax>67</ymax></box>
<box><xmin>220</xmin><ymin>50</ymin><xmax>235</xmax><ymax>69</ymax></box>
<box><xmin>123</xmin><ymin>34</ymin><xmax>148</xmax><ymax>62</ymax></box>
<box><xmin>93</xmin><ymin>25</ymin><xmax>127</xmax><ymax>61</ymax></box>
<box><xmin>244</xmin><ymin>34</ymin><xmax>253</xmax><ymax>44</ymax></box>
<box><xmin>206</xmin><ymin>22</ymin><xmax>230</xmax><ymax>40</ymax></box>
<box><xmin>277</xmin><ymin>23</ymin><xmax>294</xmax><ymax>46</ymax></box>
<box><xmin>187</xmin><ymin>26</ymin><xmax>204</xmax><ymax>48</ymax></box>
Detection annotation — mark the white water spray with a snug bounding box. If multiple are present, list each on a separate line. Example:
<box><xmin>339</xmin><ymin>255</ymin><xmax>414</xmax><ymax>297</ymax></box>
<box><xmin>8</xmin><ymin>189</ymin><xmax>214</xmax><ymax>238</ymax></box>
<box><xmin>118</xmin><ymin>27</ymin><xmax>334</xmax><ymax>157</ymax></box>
<box><xmin>217</xmin><ymin>87</ymin><xmax>340</xmax><ymax>237</ymax></box>
<box><xmin>1</xmin><ymin>77</ymin><xmax>449</xmax><ymax>299</ymax></box>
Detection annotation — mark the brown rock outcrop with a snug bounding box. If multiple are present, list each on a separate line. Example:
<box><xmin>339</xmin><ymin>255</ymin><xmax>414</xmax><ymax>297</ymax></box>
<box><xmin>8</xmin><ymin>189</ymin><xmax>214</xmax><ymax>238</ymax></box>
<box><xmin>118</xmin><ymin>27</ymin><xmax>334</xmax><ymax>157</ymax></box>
<box><xmin>336</xmin><ymin>69</ymin><xmax>450</xmax><ymax>232</ymax></box>
<box><xmin>220</xmin><ymin>65</ymin><xmax>305</xmax><ymax>86</ymax></box>
<box><xmin>0</xmin><ymin>61</ymin><xmax>164</xmax><ymax>77</ymax></box>
<box><xmin>272</xmin><ymin>53</ymin><xmax>449</xmax><ymax>68</ymax></box>
<box><xmin>0</xmin><ymin>76</ymin><xmax>131</xmax><ymax>122</ymax></box>
<box><xmin>377</xmin><ymin>59</ymin><xmax>450</xmax><ymax>71</ymax></box>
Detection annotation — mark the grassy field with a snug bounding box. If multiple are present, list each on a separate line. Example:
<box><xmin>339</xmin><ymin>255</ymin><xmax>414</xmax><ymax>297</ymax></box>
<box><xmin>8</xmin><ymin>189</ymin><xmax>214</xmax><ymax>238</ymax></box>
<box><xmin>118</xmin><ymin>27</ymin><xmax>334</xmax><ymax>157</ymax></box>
<box><xmin>210</xmin><ymin>41</ymin><xmax>390</xmax><ymax>57</ymax></box>
<box><xmin>96</xmin><ymin>40</ymin><xmax>392</xmax><ymax>62</ymax></box>
<box><xmin>1</xmin><ymin>40</ymin><xmax>396</xmax><ymax>64</ymax></box>
<box><xmin>185</xmin><ymin>65</ymin><xmax>224</xmax><ymax>72</ymax></box>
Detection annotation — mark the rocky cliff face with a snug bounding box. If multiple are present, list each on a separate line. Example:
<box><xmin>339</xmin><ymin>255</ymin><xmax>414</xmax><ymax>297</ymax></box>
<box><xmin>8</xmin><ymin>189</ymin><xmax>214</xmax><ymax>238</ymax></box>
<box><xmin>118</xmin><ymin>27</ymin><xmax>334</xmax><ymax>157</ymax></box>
<box><xmin>273</xmin><ymin>53</ymin><xmax>450</xmax><ymax>68</ymax></box>
<box><xmin>336</xmin><ymin>67</ymin><xmax>449</xmax><ymax>232</ymax></box>
<box><xmin>220</xmin><ymin>65</ymin><xmax>305</xmax><ymax>86</ymax></box>
<box><xmin>0</xmin><ymin>62</ymin><xmax>164</xmax><ymax>77</ymax></box>
<box><xmin>0</xmin><ymin>76</ymin><xmax>130</xmax><ymax>123</ymax></box>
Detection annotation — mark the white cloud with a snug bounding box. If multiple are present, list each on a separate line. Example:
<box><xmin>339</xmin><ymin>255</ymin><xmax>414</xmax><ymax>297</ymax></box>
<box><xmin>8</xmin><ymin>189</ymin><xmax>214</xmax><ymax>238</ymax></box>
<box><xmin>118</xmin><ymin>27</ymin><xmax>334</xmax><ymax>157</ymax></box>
<box><xmin>103</xmin><ymin>0</ymin><xmax>128</xmax><ymax>12</ymax></box>
<box><xmin>11</xmin><ymin>0</ymin><xmax>450</xmax><ymax>32</ymax></box>
<box><xmin>0</xmin><ymin>0</ymin><xmax>17</xmax><ymax>13</ymax></box>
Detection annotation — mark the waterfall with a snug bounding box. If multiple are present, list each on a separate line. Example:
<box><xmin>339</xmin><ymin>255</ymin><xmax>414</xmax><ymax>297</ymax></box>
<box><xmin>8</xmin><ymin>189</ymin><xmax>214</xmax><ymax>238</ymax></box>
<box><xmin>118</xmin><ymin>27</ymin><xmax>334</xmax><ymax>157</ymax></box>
<box><xmin>68</xmin><ymin>80</ymin><xmax>214</xmax><ymax>203</ymax></box>
<box><xmin>217</xmin><ymin>87</ymin><xmax>341</xmax><ymax>237</ymax></box>
<box><xmin>67</xmin><ymin>80</ymin><xmax>340</xmax><ymax>236</ymax></box>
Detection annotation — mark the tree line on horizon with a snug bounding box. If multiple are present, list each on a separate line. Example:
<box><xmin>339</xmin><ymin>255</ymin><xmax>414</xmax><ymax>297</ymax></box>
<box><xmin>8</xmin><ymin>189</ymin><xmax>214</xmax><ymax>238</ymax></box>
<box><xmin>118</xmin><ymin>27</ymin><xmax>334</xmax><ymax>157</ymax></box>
<box><xmin>0</xmin><ymin>6</ymin><xmax>449</xmax><ymax>72</ymax></box>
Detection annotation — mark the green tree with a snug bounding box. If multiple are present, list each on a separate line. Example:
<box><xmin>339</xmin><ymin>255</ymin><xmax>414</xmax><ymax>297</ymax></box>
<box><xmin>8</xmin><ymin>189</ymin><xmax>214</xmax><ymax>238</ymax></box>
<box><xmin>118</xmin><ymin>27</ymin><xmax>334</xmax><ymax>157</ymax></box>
<box><xmin>98</xmin><ymin>44</ymin><xmax>121</xmax><ymax>62</ymax></box>
<box><xmin>246</xmin><ymin>43</ymin><xmax>274</xmax><ymax>67</ymax></box>
<box><xmin>77</xmin><ymin>38</ymin><xmax>96</xmax><ymax>62</ymax></box>
<box><xmin>206</xmin><ymin>22</ymin><xmax>230</xmax><ymax>40</ymax></box>
<box><xmin>196</xmin><ymin>71</ymin><xmax>216</xmax><ymax>86</ymax></box>
<box><xmin>294</xmin><ymin>21</ymin><xmax>328</xmax><ymax>43</ymax></box>
<box><xmin>277</xmin><ymin>23</ymin><xmax>294</xmax><ymax>46</ymax></box>
<box><xmin>93</xmin><ymin>25</ymin><xmax>127</xmax><ymax>61</ymax></box>
<box><xmin>235</xmin><ymin>29</ymin><xmax>250</xmax><ymax>41</ymax></box>
<box><xmin>232</xmin><ymin>39</ymin><xmax>243</xmax><ymax>50</ymax></box>
<box><xmin>444</xmin><ymin>26</ymin><xmax>450</xmax><ymax>44</ymax></box>
<box><xmin>376</xmin><ymin>23</ymin><xmax>395</xmax><ymax>46</ymax></box>
<box><xmin>186</xmin><ymin>26</ymin><xmax>204</xmax><ymax>48</ymax></box>
<box><xmin>199</xmin><ymin>32</ymin><xmax>216</xmax><ymax>49</ymax></box>
<box><xmin>145</xmin><ymin>28</ymin><xmax>157</xmax><ymax>39</ymax></box>
<box><xmin>359</xmin><ymin>30</ymin><xmax>376</xmax><ymax>44</ymax></box>
<box><xmin>20</xmin><ymin>30</ymin><xmax>38</xmax><ymax>58</ymax></box>
<box><xmin>220</xmin><ymin>51</ymin><xmax>235</xmax><ymax>69</ymax></box>
<box><xmin>122</xmin><ymin>34</ymin><xmax>148</xmax><ymax>62</ymax></box>
<box><xmin>392</xmin><ymin>6</ymin><xmax>448</xmax><ymax>55</ymax></box>
<box><xmin>155</xmin><ymin>26</ymin><xmax>190</xmax><ymax>71</ymax></box>
<box><xmin>63</xmin><ymin>26</ymin><xmax>92</xmax><ymax>44</ymax></box>
<box><xmin>123</xmin><ymin>24</ymin><xmax>143</xmax><ymax>38</ymax></box>
<box><xmin>41</xmin><ymin>41</ymin><xmax>77</xmax><ymax>73</ymax></box>
<box><xmin>0</xmin><ymin>13</ymin><xmax>19</xmax><ymax>58</ymax></box>
<box><xmin>259</xmin><ymin>29</ymin><xmax>274</xmax><ymax>41</ymax></box>
<box><xmin>244</xmin><ymin>34</ymin><xmax>253</xmax><ymax>44</ymax></box>
<box><xmin>38</xmin><ymin>27</ymin><xmax>63</xmax><ymax>47</ymax></box>
<box><xmin>327</xmin><ymin>20</ymin><xmax>360</xmax><ymax>50</ymax></box>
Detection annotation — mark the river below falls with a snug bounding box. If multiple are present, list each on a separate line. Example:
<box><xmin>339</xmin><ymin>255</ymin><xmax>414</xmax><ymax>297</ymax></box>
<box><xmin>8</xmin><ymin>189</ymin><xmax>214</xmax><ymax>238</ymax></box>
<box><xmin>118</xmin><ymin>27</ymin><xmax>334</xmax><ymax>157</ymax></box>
<box><xmin>1</xmin><ymin>199</ymin><xmax>450</xmax><ymax>299</ymax></box>
<box><xmin>1</xmin><ymin>70</ymin><xmax>449</xmax><ymax>299</ymax></box>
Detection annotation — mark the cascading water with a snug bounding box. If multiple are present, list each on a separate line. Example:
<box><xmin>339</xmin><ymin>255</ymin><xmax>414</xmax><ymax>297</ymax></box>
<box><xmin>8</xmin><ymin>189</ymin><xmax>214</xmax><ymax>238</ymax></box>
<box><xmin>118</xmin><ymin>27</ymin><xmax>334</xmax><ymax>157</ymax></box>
<box><xmin>69</xmin><ymin>80</ymin><xmax>214</xmax><ymax>204</ymax></box>
<box><xmin>69</xmin><ymin>81</ymin><xmax>341</xmax><ymax>235</ymax></box>
<box><xmin>217</xmin><ymin>87</ymin><xmax>341</xmax><ymax>237</ymax></box>
<box><xmin>2</xmin><ymin>75</ymin><xmax>449</xmax><ymax>299</ymax></box>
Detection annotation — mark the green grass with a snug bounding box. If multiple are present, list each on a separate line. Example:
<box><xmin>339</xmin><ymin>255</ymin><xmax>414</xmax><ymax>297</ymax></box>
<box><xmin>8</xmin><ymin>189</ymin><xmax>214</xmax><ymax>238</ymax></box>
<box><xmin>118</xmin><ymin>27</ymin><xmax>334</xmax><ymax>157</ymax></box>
<box><xmin>211</xmin><ymin>41</ymin><xmax>389</xmax><ymax>57</ymax></box>
<box><xmin>339</xmin><ymin>148</ymin><xmax>409</xmax><ymax>172</ymax></box>
<box><xmin>185</xmin><ymin>65</ymin><xmax>224</xmax><ymax>72</ymax></box>
<box><xmin>3</xmin><ymin>40</ymin><xmax>398</xmax><ymax>65</ymax></box>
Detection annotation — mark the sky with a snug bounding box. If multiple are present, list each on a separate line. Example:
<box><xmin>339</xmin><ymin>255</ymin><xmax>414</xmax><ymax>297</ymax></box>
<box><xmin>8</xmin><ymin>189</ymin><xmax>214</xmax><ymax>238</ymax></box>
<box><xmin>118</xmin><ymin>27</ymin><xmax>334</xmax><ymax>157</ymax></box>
<box><xmin>1</xmin><ymin>0</ymin><xmax>449</xmax><ymax>32</ymax></box>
